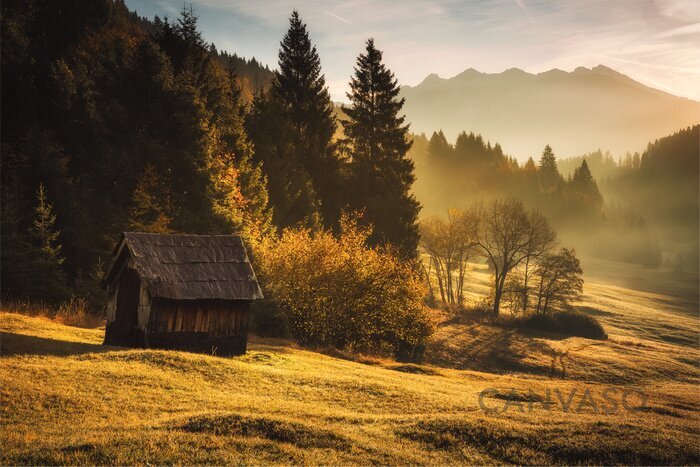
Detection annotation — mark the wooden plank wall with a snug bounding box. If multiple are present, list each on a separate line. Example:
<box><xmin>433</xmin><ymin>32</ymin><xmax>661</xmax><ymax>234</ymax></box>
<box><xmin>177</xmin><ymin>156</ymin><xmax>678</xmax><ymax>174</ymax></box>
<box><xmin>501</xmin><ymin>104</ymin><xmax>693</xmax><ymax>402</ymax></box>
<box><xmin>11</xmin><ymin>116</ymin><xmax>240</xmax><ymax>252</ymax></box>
<box><xmin>136</xmin><ymin>281</ymin><xmax>151</xmax><ymax>331</ymax></box>
<box><xmin>151</xmin><ymin>300</ymin><xmax>248</xmax><ymax>338</ymax></box>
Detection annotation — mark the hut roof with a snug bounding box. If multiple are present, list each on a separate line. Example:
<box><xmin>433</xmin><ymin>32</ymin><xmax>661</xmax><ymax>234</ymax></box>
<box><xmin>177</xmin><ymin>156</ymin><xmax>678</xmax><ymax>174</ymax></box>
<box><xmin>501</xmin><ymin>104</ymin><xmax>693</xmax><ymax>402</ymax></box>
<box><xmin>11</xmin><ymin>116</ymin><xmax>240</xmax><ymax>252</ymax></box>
<box><xmin>103</xmin><ymin>232</ymin><xmax>263</xmax><ymax>301</ymax></box>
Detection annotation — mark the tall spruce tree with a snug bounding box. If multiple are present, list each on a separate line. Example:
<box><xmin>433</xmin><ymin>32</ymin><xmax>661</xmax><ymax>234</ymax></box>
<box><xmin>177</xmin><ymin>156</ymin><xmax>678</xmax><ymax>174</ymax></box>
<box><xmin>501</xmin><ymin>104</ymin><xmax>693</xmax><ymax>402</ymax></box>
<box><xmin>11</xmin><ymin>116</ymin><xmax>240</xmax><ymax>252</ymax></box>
<box><xmin>272</xmin><ymin>10</ymin><xmax>343</xmax><ymax>228</ymax></box>
<box><xmin>343</xmin><ymin>39</ymin><xmax>420</xmax><ymax>259</ymax></box>
<box><xmin>247</xmin><ymin>89</ymin><xmax>322</xmax><ymax>229</ymax></box>
<box><xmin>538</xmin><ymin>144</ymin><xmax>562</xmax><ymax>192</ymax></box>
<box><xmin>570</xmin><ymin>159</ymin><xmax>603</xmax><ymax>212</ymax></box>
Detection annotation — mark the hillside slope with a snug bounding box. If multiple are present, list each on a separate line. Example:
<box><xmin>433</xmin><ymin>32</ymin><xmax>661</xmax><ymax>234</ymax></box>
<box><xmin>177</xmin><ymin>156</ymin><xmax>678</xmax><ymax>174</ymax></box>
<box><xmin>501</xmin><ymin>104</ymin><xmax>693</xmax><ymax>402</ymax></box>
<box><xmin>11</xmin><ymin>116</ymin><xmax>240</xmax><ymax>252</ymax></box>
<box><xmin>400</xmin><ymin>65</ymin><xmax>700</xmax><ymax>159</ymax></box>
<box><xmin>2</xmin><ymin>294</ymin><xmax>698</xmax><ymax>465</ymax></box>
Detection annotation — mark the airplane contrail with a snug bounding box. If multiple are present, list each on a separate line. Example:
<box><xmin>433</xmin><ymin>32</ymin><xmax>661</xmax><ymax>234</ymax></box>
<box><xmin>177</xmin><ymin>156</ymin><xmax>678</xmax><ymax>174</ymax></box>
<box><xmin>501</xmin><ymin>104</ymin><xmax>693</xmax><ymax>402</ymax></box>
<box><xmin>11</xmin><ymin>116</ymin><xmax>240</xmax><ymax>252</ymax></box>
<box><xmin>323</xmin><ymin>10</ymin><xmax>355</xmax><ymax>26</ymax></box>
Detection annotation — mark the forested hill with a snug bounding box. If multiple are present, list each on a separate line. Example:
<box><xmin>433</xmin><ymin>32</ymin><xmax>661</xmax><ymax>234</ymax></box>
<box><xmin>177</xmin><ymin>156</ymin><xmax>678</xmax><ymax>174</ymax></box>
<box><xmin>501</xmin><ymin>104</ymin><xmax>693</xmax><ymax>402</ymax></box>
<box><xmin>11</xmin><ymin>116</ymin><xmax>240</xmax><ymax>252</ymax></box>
<box><xmin>400</xmin><ymin>66</ymin><xmax>700</xmax><ymax>159</ymax></box>
<box><xmin>1</xmin><ymin>0</ymin><xmax>273</xmax><ymax>302</ymax></box>
<box><xmin>134</xmin><ymin>10</ymin><xmax>274</xmax><ymax>102</ymax></box>
<box><xmin>409</xmin><ymin>125</ymin><xmax>699</xmax><ymax>270</ymax></box>
<box><xmin>211</xmin><ymin>49</ymin><xmax>274</xmax><ymax>103</ymax></box>
<box><xmin>1</xmin><ymin>1</ymin><xmax>420</xmax><ymax>308</ymax></box>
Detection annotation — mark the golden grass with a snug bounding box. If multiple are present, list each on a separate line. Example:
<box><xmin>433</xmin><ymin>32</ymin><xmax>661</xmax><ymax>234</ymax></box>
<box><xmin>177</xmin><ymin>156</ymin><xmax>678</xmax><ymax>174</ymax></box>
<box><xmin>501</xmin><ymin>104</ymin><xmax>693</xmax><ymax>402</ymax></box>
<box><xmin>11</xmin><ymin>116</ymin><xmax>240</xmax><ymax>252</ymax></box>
<box><xmin>1</xmin><ymin>258</ymin><xmax>698</xmax><ymax>465</ymax></box>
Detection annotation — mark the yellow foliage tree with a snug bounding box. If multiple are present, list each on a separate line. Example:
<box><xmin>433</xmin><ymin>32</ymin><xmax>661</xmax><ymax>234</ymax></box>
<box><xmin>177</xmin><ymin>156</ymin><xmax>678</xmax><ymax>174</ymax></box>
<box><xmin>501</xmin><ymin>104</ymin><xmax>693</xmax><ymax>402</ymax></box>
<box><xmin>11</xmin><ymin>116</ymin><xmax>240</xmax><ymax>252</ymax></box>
<box><xmin>253</xmin><ymin>214</ymin><xmax>434</xmax><ymax>361</ymax></box>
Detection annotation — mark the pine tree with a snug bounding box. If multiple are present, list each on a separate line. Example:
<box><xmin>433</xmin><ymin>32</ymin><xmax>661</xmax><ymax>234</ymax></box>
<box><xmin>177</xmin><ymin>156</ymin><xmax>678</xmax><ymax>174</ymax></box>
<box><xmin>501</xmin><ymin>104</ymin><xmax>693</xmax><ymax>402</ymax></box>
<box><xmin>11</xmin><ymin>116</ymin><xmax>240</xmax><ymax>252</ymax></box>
<box><xmin>521</xmin><ymin>157</ymin><xmax>539</xmax><ymax>197</ymax></box>
<box><xmin>218</xmin><ymin>72</ymin><xmax>274</xmax><ymax>235</ymax></box>
<box><xmin>272</xmin><ymin>10</ymin><xmax>343</xmax><ymax>228</ymax></box>
<box><xmin>428</xmin><ymin>130</ymin><xmax>453</xmax><ymax>162</ymax></box>
<box><xmin>538</xmin><ymin>144</ymin><xmax>562</xmax><ymax>192</ymax></box>
<box><xmin>33</xmin><ymin>184</ymin><xmax>64</xmax><ymax>264</ymax></box>
<box><xmin>570</xmin><ymin>159</ymin><xmax>603</xmax><ymax>212</ymax></box>
<box><xmin>343</xmin><ymin>39</ymin><xmax>420</xmax><ymax>259</ymax></box>
<box><xmin>31</xmin><ymin>183</ymin><xmax>69</xmax><ymax>302</ymax></box>
<box><xmin>247</xmin><ymin>89</ymin><xmax>322</xmax><ymax>229</ymax></box>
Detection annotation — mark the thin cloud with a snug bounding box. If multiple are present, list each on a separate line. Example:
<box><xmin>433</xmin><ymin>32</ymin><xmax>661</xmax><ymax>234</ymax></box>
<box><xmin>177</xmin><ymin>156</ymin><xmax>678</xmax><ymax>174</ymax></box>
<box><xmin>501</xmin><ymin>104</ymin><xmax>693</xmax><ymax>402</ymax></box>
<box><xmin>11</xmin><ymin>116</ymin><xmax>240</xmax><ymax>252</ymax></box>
<box><xmin>513</xmin><ymin>0</ymin><xmax>534</xmax><ymax>25</ymax></box>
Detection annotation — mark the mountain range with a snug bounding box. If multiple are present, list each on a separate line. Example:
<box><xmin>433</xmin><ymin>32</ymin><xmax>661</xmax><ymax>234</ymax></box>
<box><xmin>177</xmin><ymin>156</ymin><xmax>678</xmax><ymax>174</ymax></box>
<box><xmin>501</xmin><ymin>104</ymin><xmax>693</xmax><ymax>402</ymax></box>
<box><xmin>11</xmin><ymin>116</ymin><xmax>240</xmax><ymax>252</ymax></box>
<box><xmin>399</xmin><ymin>65</ymin><xmax>700</xmax><ymax>160</ymax></box>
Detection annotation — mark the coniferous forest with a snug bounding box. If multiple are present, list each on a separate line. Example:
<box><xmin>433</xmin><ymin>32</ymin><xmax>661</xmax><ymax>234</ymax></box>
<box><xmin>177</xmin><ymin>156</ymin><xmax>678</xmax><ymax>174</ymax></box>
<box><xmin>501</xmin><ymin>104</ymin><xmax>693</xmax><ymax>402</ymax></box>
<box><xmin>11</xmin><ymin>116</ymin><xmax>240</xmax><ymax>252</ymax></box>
<box><xmin>2</xmin><ymin>1</ymin><xmax>422</xmax><ymax>309</ymax></box>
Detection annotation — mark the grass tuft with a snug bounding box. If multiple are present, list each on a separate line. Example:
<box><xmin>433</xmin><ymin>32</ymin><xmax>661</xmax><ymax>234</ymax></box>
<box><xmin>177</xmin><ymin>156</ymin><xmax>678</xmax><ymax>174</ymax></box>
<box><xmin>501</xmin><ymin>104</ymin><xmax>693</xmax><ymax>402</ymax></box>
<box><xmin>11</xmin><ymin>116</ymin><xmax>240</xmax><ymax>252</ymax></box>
<box><xmin>178</xmin><ymin>414</ymin><xmax>352</xmax><ymax>450</ymax></box>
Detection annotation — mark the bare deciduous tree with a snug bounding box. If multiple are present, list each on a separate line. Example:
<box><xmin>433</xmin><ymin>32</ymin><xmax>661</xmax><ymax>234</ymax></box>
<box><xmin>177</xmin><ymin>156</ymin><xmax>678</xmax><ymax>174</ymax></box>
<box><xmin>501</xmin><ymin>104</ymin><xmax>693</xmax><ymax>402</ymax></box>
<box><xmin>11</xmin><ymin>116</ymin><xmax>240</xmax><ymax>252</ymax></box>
<box><xmin>473</xmin><ymin>198</ymin><xmax>557</xmax><ymax>315</ymax></box>
<box><xmin>419</xmin><ymin>208</ymin><xmax>477</xmax><ymax>305</ymax></box>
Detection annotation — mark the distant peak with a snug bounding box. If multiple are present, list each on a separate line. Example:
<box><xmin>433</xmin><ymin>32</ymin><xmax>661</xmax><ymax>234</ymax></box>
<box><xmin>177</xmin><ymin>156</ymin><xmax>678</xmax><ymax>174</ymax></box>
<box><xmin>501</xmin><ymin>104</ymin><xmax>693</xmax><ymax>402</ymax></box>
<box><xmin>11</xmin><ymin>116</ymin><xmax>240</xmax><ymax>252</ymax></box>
<box><xmin>539</xmin><ymin>68</ymin><xmax>567</xmax><ymax>77</ymax></box>
<box><xmin>420</xmin><ymin>73</ymin><xmax>443</xmax><ymax>85</ymax></box>
<box><xmin>574</xmin><ymin>65</ymin><xmax>621</xmax><ymax>76</ymax></box>
<box><xmin>592</xmin><ymin>64</ymin><xmax>617</xmax><ymax>74</ymax></box>
<box><xmin>455</xmin><ymin>67</ymin><xmax>483</xmax><ymax>79</ymax></box>
<box><xmin>502</xmin><ymin>67</ymin><xmax>529</xmax><ymax>75</ymax></box>
<box><xmin>573</xmin><ymin>64</ymin><xmax>634</xmax><ymax>82</ymax></box>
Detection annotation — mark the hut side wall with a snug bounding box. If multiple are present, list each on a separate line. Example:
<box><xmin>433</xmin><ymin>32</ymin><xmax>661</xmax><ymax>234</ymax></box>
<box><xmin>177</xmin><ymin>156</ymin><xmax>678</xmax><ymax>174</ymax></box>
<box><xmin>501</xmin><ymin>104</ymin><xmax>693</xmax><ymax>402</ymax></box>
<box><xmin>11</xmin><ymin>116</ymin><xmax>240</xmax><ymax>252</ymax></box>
<box><xmin>148</xmin><ymin>299</ymin><xmax>250</xmax><ymax>355</ymax></box>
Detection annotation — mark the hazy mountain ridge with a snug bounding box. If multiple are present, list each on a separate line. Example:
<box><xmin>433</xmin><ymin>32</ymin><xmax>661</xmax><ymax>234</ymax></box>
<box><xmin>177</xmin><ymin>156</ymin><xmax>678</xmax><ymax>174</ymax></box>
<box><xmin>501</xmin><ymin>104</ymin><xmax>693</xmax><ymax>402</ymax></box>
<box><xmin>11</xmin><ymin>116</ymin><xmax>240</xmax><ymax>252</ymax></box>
<box><xmin>400</xmin><ymin>65</ymin><xmax>700</xmax><ymax>159</ymax></box>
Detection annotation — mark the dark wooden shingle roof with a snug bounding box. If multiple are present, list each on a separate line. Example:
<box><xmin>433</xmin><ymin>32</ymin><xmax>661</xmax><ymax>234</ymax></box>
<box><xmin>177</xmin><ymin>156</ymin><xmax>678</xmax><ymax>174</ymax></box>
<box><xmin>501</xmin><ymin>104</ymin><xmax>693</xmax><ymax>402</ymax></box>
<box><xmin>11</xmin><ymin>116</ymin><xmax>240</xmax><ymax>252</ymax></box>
<box><xmin>104</xmin><ymin>232</ymin><xmax>263</xmax><ymax>300</ymax></box>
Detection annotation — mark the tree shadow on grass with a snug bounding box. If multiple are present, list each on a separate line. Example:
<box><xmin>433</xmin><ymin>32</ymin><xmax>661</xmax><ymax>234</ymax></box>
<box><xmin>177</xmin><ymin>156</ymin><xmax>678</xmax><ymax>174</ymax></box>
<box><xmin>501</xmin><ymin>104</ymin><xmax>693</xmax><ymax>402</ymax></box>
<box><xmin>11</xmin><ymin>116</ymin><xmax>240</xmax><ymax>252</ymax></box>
<box><xmin>426</xmin><ymin>324</ymin><xmax>558</xmax><ymax>376</ymax></box>
<box><xmin>0</xmin><ymin>331</ymin><xmax>119</xmax><ymax>357</ymax></box>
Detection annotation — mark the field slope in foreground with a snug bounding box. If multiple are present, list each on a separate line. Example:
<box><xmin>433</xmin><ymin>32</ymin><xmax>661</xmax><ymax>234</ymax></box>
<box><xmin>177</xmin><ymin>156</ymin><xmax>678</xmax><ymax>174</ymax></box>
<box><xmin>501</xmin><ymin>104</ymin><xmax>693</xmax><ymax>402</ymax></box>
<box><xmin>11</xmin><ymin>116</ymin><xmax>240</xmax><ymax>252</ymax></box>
<box><xmin>2</xmin><ymin>290</ymin><xmax>699</xmax><ymax>466</ymax></box>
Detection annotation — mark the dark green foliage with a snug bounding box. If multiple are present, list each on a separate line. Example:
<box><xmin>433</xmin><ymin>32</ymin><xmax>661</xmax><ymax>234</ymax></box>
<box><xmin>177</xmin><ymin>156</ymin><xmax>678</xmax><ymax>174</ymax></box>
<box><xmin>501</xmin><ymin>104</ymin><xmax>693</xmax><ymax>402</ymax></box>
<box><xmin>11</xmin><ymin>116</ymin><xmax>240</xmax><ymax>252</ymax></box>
<box><xmin>538</xmin><ymin>144</ymin><xmax>562</xmax><ymax>192</ymax></box>
<box><xmin>343</xmin><ymin>39</ymin><xmax>420</xmax><ymax>259</ymax></box>
<box><xmin>1</xmin><ymin>184</ymin><xmax>70</xmax><ymax>303</ymax></box>
<box><xmin>31</xmin><ymin>184</ymin><xmax>69</xmax><ymax>302</ymax></box>
<box><xmin>249</xmin><ymin>299</ymin><xmax>290</xmax><ymax>338</ymax></box>
<box><xmin>246</xmin><ymin>90</ymin><xmax>322</xmax><ymax>230</ymax></box>
<box><xmin>568</xmin><ymin>159</ymin><xmax>603</xmax><ymax>215</ymax></box>
<box><xmin>1</xmin><ymin>0</ymin><xmax>271</xmax><ymax>306</ymax></box>
<box><xmin>247</xmin><ymin>11</ymin><xmax>343</xmax><ymax>231</ymax></box>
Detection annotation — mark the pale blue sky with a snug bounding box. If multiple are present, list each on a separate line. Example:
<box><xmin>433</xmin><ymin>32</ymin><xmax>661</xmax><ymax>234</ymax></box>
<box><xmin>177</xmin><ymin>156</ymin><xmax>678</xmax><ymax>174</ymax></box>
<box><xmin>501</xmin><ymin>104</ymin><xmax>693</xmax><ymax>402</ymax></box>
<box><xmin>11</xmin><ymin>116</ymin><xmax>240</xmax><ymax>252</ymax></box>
<box><xmin>125</xmin><ymin>0</ymin><xmax>700</xmax><ymax>102</ymax></box>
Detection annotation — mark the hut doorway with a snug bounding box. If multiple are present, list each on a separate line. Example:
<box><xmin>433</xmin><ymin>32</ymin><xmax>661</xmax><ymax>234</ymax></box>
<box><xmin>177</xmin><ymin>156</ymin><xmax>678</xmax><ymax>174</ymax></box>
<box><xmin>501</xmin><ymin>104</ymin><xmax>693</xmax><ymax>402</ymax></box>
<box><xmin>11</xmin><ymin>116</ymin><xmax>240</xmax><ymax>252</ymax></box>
<box><xmin>114</xmin><ymin>267</ymin><xmax>140</xmax><ymax>341</ymax></box>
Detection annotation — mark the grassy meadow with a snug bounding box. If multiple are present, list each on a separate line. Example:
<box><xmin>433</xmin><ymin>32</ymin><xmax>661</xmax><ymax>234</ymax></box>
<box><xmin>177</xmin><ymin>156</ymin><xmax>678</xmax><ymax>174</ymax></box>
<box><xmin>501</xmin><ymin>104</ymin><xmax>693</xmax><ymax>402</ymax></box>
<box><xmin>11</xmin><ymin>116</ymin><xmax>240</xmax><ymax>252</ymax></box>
<box><xmin>1</xmin><ymin>259</ymin><xmax>699</xmax><ymax>465</ymax></box>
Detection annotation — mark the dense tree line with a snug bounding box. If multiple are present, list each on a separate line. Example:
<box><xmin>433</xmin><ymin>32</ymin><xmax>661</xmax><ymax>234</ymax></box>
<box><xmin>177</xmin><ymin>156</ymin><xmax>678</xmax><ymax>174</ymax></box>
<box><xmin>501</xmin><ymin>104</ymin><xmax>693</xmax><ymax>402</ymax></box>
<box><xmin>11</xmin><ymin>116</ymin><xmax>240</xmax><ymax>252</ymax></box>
<box><xmin>246</xmin><ymin>16</ymin><xmax>419</xmax><ymax>258</ymax></box>
<box><xmin>409</xmin><ymin>128</ymin><xmax>690</xmax><ymax>269</ymax></box>
<box><xmin>1</xmin><ymin>1</ymin><xmax>275</xmax><ymax>304</ymax></box>
<box><xmin>412</xmin><ymin>131</ymin><xmax>603</xmax><ymax>223</ymax></box>
<box><xmin>1</xmin><ymin>3</ymin><xmax>421</xmax><ymax>313</ymax></box>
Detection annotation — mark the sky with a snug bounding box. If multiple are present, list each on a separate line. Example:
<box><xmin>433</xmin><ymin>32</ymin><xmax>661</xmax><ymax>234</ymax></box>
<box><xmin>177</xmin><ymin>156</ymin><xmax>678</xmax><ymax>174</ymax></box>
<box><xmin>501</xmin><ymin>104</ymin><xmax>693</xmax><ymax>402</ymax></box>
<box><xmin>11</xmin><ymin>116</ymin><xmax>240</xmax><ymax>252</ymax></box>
<box><xmin>124</xmin><ymin>0</ymin><xmax>700</xmax><ymax>102</ymax></box>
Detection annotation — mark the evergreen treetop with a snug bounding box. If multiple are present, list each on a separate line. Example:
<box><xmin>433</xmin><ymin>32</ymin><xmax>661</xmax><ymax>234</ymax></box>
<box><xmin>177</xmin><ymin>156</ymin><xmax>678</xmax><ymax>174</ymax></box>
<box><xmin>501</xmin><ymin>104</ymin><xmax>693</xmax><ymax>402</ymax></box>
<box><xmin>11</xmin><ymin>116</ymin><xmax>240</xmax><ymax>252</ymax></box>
<box><xmin>33</xmin><ymin>183</ymin><xmax>65</xmax><ymax>265</ymax></box>
<box><xmin>538</xmin><ymin>144</ymin><xmax>562</xmax><ymax>191</ymax></box>
<box><xmin>343</xmin><ymin>38</ymin><xmax>419</xmax><ymax>259</ymax></box>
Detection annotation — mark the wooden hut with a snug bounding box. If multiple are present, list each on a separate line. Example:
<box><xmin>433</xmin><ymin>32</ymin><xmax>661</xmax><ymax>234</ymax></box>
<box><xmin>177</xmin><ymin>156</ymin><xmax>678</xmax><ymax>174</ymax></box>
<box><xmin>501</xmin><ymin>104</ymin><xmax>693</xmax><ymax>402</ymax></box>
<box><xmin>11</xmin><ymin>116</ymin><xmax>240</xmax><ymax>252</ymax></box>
<box><xmin>102</xmin><ymin>232</ymin><xmax>263</xmax><ymax>355</ymax></box>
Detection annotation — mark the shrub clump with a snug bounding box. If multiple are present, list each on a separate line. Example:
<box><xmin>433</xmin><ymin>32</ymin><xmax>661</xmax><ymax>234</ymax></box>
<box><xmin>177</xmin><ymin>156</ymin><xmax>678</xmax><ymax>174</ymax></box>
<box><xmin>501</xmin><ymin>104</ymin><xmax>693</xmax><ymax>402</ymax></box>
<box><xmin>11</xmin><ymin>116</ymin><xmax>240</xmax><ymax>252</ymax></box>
<box><xmin>515</xmin><ymin>311</ymin><xmax>607</xmax><ymax>340</ymax></box>
<box><xmin>252</xmin><ymin>215</ymin><xmax>435</xmax><ymax>361</ymax></box>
